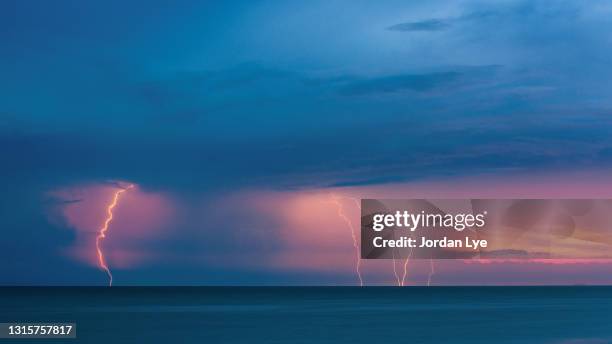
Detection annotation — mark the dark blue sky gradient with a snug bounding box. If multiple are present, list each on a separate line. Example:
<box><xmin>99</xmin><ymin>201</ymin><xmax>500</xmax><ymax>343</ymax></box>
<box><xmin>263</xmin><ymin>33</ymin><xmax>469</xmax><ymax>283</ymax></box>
<box><xmin>3</xmin><ymin>0</ymin><xmax>612</xmax><ymax>285</ymax></box>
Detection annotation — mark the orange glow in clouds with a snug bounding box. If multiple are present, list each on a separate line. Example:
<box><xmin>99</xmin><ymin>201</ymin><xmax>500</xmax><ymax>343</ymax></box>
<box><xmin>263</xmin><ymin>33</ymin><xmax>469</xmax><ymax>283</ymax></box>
<box><xmin>95</xmin><ymin>184</ymin><xmax>134</xmax><ymax>286</ymax></box>
<box><xmin>229</xmin><ymin>170</ymin><xmax>612</xmax><ymax>285</ymax></box>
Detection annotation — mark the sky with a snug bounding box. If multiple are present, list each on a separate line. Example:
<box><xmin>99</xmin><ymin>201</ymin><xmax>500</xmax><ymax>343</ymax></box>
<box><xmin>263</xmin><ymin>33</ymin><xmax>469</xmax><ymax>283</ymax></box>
<box><xmin>2</xmin><ymin>0</ymin><xmax>612</xmax><ymax>285</ymax></box>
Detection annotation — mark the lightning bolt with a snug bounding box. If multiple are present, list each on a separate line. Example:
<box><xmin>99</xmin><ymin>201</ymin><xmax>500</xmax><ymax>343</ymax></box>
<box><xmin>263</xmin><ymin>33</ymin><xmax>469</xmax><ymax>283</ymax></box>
<box><xmin>96</xmin><ymin>184</ymin><xmax>134</xmax><ymax>286</ymax></box>
<box><xmin>328</xmin><ymin>195</ymin><xmax>418</xmax><ymax>287</ymax></box>
<box><xmin>328</xmin><ymin>195</ymin><xmax>424</xmax><ymax>287</ymax></box>
<box><xmin>338</xmin><ymin>196</ymin><xmax>404</xmax><ymax>286</ymax></box>
<box><xmin>330</xmin><ymin>194</ymin><xmax>363</xmax><ymax>286</ymax></box>
<box><xmin>391</xmin><ymin>250</ymin><xmax>401</xmax><ymax>286</ymax></box>
<box><xmin>400</xmin><ymin>246</ymin><xmax>413</xmax><ymax>286</ymax></box>
<box><xmin>427</xmin><ymin>259</ymin><xmax>436</xmax><ymax>286</ymax></box>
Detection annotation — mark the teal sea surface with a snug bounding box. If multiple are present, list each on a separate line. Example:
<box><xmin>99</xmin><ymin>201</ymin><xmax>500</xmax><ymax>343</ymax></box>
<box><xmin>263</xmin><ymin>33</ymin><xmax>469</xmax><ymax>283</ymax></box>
<box><xmin>1</xmin><ymin>287</ymin><xmax>611</xmax><ymax>343</ymax></box>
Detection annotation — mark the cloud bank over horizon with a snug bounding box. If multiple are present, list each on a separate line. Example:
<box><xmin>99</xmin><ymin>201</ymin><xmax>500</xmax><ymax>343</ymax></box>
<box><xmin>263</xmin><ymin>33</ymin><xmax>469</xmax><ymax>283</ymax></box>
<box><xmin>3</xmin><ymin>0</ymin><xmax>612</xmax><ymax>285</ymax></box>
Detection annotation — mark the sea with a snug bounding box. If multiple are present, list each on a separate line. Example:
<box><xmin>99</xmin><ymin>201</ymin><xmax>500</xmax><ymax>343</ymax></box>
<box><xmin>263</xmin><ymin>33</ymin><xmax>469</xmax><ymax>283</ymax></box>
<box><xmin>1</xmin><ymin>287</ymin><xmax>611</xmax><ymax>343</ymax></box>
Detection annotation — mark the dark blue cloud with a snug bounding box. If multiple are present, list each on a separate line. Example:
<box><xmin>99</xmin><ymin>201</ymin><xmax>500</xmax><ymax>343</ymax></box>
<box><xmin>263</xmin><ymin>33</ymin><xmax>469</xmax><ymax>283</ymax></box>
<box><xmin>387</xmin><ymin>19</ymin><xmax>451</xmax><ymax>32</ymax></box>
<box><xmin>339</xmin><ymin>72</ymin><xmax>461</xmax><ymax>95</ymax></box>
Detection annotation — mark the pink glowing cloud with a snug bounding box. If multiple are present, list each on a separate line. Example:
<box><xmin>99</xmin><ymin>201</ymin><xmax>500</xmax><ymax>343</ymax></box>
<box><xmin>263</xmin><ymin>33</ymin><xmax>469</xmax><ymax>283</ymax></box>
<box><xmin>42</xmin><ymin>169</ymin><xmax>612</xmax><ymax>285</ymax></box>
<box><xmin>48</xmin><ymin>183</ymin><xmax>176</xmax><ymax>269</ymax></box>
<box><xmin>215</xmin><ymin>170</ymin><xmax>612</xmax><ymax>285</ymax></box>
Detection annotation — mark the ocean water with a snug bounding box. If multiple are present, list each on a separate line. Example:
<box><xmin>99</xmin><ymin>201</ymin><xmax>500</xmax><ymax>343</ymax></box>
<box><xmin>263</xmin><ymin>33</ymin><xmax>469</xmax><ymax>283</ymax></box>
<box><xmin>1</xmin><ymin>287</ymin><xmax>611</xmax><ymax>344</ymax></box>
